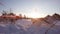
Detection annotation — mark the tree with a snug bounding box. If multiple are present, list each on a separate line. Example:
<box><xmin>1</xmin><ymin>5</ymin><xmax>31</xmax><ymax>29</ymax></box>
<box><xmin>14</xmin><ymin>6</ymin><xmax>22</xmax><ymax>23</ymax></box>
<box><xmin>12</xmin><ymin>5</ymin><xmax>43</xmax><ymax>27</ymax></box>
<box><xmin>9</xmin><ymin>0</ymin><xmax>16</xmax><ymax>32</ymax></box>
<box><xmin>24</xmin><ymin>15</ymin><xmax>26</xmax><ymax>19</ymax></box>
<box><xmin>8</xmin><ymin>12</ymin><xmax>15</xmax><ymax>16</ymax></box>
<box><xmin>2</xmin><ymin>10</ymin><xmax>7</xmax><ymax>16</ymax></box>
<box><xmin>19</xmin><ymin>14</ymin><xmax>22</xmax><ymax>19</ymax></box>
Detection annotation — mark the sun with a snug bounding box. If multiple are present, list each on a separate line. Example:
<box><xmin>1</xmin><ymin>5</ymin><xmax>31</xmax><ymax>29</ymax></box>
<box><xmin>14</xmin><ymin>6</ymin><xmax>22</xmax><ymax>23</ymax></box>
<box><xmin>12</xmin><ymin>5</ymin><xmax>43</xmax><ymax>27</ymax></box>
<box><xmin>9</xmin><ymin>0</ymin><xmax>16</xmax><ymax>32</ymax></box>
<box><xmin>26</xmin><ymin>7</ymin><xmax>41</xmax><ymax>18</ymax></box>
<box><xmin>29</xmin><ymin>7</ymin><xmax>40</xmax><ymax>18</ymax></box>
<box><xmin>30</xmin><ymin>12</ymin><xmax>40</xmax><ymax>18</ymax></box>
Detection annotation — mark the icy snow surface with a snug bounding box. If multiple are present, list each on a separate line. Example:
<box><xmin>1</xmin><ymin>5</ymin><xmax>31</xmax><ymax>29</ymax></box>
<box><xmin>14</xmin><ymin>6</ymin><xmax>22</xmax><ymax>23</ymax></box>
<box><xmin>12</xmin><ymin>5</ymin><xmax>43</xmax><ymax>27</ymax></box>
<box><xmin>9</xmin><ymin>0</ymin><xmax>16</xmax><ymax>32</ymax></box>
<box><xmin>0</xmin><ymin>19</ymin><xmax>60</xmax><ymax>34</ymax></box>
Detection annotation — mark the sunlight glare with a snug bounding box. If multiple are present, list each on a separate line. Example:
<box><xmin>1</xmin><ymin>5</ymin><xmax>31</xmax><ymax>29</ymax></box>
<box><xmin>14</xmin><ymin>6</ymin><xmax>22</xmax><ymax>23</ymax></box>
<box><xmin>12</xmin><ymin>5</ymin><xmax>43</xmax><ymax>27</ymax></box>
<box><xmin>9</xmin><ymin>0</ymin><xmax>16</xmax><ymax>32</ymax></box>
<box><xmin>30</xmin><ymin>12</ymin><xmax>40</xmax><ymax>18</ymax></box>
<box><xmin>30</xmin><ymin>7</ymin><xmax>40</xmax><ymax>18</ymax></box>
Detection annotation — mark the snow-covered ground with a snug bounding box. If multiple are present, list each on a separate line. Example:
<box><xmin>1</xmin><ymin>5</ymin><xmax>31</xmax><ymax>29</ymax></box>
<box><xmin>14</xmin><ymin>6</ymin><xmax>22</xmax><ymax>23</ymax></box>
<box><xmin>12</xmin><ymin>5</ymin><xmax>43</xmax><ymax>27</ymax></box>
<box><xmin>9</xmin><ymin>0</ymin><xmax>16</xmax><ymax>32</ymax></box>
<box><xmin>0</xmin><ymin>16</ymin><xmax>60</xmax><ymax>34</ymax></box>
<box><xmin>0</xmin><ymin>19</ymin><xmax>32</xmax><ymax>34</ymax></box>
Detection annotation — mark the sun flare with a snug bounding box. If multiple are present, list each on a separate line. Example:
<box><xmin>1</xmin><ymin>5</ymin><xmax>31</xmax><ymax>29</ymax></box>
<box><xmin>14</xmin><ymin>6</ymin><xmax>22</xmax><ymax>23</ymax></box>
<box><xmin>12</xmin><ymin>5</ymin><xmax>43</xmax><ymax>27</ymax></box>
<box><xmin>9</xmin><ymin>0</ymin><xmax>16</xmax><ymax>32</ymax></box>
<box><xmin>29</xmin><ymin>7</ymin><xmax>40</xmax><ymax>18</ymax></box>
<box><xmin>30</xmin><ymin>12</ymin><xmax>40</xmax><ymax>18</ymax></box>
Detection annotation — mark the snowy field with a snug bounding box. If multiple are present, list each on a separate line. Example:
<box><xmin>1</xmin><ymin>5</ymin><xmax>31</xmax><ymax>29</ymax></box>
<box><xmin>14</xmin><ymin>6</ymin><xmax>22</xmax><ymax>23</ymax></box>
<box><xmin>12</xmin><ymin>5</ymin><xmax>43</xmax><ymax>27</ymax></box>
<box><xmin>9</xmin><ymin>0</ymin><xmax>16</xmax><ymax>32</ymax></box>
<box><xmin>0</xmin><ymin>18</ymin><xmax>60</xmax><ymax>34</ymax></box>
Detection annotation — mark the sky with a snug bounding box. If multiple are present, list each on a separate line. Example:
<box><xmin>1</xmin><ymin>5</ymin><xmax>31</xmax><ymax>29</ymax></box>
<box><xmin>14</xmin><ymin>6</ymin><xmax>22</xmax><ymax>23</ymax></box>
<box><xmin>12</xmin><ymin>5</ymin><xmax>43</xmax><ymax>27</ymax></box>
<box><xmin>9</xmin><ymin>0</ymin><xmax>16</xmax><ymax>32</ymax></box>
<box><xmin>0</xmin><ymin>0</ymin><xmax>60</xmax><ymax>18</ymax></box>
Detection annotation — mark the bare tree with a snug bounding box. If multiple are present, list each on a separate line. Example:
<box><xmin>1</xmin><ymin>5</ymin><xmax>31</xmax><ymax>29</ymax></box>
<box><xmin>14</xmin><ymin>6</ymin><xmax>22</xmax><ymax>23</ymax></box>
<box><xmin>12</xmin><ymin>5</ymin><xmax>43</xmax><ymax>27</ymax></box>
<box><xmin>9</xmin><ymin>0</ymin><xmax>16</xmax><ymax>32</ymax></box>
<box><xmin>2</xmin><ymin>10</ymin><xmax>7</xmax><ymax>16</ymax></box>
<box><xmin>19</xmin><ymin>14</ymin><xmax>22</xmax><ymax>19</ymax></box>
<box><xmin>24</xmin><ymin>15</ymin><xmax>26</xmax><ymax>19</ymax></box>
